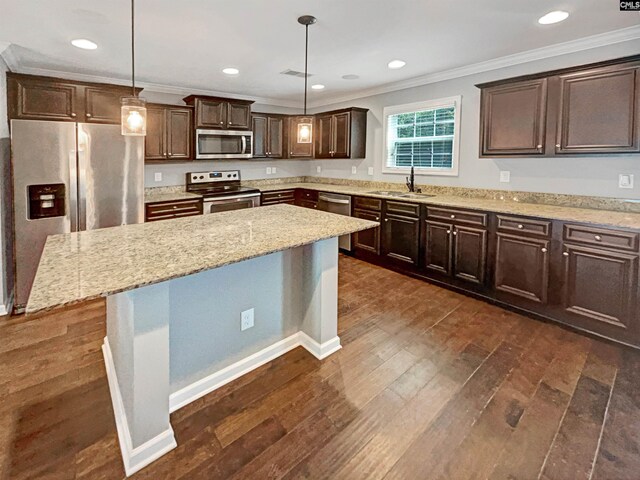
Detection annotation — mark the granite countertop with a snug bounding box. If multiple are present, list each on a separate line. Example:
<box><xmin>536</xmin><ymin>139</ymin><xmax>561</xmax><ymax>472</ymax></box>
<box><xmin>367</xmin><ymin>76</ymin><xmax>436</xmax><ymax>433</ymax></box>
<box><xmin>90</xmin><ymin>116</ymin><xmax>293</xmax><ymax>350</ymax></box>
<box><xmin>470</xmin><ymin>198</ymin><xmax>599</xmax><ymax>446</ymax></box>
<box><xmin>144</xmin><ymin>190</ymin><xmax>202</xmax><ymax>204</ymax></box>
<box><xmin>256</xmin><ymin>183</ymin><xmax>640</xmax><ymax>230</ymax></box>
<box><xmin>26</xmin><ymin>205</ymin><xmax>377</xmax><ymax>314</ymax></box>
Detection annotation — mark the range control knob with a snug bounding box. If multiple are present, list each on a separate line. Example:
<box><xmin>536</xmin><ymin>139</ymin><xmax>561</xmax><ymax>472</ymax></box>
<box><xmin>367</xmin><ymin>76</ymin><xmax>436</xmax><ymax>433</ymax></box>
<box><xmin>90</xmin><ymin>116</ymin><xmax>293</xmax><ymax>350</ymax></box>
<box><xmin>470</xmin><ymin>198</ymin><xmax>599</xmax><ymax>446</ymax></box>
<box><xmin>199</xmin><ymin>176</ymin><xmax>204</xmax><ymax>179</ymax></box>
<box><xmin>227</xmin><ymin>174</ymin><xmax>232</xmax><ymax>178</ymax></box>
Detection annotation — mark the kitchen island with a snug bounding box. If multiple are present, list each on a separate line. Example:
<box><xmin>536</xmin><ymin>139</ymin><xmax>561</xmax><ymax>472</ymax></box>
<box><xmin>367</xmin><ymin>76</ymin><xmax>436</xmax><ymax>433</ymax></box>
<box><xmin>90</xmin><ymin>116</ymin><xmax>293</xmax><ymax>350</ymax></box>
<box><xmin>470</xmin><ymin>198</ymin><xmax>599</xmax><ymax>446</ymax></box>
<box><xmin>26</xmin><ymin>204</ymin><xmax>377</xmax><ymax>476</ymax></box>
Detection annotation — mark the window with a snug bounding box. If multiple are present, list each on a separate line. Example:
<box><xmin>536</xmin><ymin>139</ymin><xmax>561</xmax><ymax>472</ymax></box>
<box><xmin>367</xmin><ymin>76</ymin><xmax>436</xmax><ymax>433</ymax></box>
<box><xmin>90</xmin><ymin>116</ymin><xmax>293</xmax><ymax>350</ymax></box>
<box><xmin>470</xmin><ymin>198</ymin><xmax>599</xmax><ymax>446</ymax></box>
<box><xmin>383</xmin><ymin>96</ymin><xmax>461</xmax><ymax>176</ymax></box>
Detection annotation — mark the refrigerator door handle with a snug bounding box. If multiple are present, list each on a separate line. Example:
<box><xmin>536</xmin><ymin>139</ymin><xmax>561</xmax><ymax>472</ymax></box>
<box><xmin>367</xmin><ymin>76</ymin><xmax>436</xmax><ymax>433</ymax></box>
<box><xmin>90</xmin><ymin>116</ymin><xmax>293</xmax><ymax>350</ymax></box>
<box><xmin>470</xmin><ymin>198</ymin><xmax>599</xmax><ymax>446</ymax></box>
<box><xmin>77</xmin><ymin>126</ymin><xmax>88</xmax><ymax>231</ymax></box>
<box><xmin>68</xmin><ymin>148</ymin><xmax>79</xmax><ymax>232</ymax></box>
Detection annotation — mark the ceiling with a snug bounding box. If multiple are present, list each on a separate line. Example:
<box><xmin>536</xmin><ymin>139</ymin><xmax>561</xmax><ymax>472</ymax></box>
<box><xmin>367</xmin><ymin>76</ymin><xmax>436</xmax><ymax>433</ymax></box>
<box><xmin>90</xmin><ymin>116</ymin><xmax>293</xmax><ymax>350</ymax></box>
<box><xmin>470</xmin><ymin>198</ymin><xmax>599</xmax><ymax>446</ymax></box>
<box><xmin>0</xmin><ymin>0</ymin><xmax>638</xmax><ymax>107</ymax></box>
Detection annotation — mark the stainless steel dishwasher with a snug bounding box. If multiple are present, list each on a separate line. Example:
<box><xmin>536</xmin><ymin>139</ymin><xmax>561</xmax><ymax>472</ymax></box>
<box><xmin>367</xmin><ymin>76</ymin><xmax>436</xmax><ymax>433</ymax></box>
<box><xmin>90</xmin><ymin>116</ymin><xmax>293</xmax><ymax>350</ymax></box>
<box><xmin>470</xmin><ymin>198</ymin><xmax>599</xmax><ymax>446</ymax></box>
<box><xmin>317</xmin><ymin>192</ymin><xmax>352</xmax><ymax>251</ymax></box>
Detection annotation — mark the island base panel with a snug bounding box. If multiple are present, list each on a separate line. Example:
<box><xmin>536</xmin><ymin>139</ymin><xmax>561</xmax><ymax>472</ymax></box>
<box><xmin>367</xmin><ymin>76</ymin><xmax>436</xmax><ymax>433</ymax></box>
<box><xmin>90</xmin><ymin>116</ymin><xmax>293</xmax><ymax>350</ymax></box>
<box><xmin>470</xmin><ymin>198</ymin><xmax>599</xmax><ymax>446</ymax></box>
<box><xmin>103</xmin><ymin>237</ymin><xmax>340</xmax><ymax>476</ymax></box>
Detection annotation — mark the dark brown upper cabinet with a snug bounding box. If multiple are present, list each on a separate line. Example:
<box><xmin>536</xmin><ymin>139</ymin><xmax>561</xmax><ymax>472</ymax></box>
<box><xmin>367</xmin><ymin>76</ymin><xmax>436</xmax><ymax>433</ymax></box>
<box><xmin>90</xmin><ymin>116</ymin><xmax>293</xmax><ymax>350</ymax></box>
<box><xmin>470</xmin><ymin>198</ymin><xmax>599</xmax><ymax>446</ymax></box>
<box><xmin>144</xmin><ymin>103</ymin><xmax>193</xmax><ymax>162</ymax></box>
<box><xmin>183</xmin><ymin>95</ymin><xmax>254</xmax><ymax>130</ymax></box>
<box><xmin>315</xmin><ymin>108</ymin><xmax>368</xmax><ymax>159</ymax></box>
<box><xmin>252</xmin><ymin>113</ymin><xmax>285</xmax><ymax>158</ymax></box>
<box><xmin>556</xmin><ymin>67</ymin><xmax>640</xmax><ymax>154</ymax></box>
<box><xmin>480</xmin><ymin>79</ymin><xmax>547</xmax><ymax>156</ymax></box>
<box><xmin>477</xmin><ymin>54</ymin><xmax>640</xmax><ymax>157</ymax></box>
<box><xmin>287</xmin><ymin>116</ymin><xmax>315</xmax><ymax>158</ymax></box>
<box><xmin>7</xmin><ymin>72</ymin><xmax>138</xmax><ymax>124</ymax></box>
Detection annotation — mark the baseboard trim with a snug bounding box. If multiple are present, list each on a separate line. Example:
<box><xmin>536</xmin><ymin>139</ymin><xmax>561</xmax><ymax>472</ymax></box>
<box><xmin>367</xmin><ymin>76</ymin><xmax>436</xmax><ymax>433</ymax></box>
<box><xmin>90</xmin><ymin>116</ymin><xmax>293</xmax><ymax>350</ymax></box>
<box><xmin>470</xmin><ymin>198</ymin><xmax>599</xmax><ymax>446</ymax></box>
<box><xmin>0</xmin><ymin>291</ymin><xmax>14</xmax><ymax>316</ymax></box>
<box><xmin>169</xmin><ymin>331</ymin><xmax>341</xmax><ymax>413</ymax></box>
<box><xmin>102</xmin><ymin>338</ymin><xmax>177</xmax><ymax>477</ymax></box>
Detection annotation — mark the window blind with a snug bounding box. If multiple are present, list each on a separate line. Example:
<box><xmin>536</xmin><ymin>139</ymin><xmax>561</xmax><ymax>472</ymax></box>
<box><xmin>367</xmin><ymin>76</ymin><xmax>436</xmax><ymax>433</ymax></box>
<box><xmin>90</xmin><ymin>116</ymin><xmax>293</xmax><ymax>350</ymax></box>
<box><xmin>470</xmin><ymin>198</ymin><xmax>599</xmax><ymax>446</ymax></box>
<box><xmin>385</xmin><ymin>105</ymin><xmax>456</xmax><ymax>170</ymax></box>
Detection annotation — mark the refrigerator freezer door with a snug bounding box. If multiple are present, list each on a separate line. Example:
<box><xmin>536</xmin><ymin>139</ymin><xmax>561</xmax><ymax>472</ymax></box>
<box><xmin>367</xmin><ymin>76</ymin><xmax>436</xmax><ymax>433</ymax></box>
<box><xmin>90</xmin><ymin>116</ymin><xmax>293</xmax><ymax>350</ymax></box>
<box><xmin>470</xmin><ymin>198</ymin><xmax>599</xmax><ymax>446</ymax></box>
<box><xmin>11</xmin><ymin>120</ymin><xmax>76</xmax><ymax>310</ymax></box>
<box><xmin>77</xmin><ymin>124</ymin><xmax>144</xmax><ymax>231</ymax></box>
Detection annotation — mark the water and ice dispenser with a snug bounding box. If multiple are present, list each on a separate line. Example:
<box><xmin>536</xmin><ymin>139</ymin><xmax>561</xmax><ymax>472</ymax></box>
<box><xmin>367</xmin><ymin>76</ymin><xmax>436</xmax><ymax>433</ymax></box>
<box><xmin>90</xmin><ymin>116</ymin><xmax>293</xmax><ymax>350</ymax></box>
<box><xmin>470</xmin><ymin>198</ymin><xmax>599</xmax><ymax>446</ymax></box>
<box><xmin>27</xmin><ymin>184</ymin><xmax>65</xmax><ymax>219</ymax></box>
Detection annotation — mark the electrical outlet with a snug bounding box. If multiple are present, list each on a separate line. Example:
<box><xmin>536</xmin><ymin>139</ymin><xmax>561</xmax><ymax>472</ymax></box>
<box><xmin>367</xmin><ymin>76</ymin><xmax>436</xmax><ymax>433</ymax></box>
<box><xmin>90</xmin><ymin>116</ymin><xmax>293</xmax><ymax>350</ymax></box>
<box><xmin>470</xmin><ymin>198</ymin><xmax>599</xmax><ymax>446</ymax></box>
<box><xmin>316</xmin><ymin>166</ymin><xmax>322</xmax><ymax>173</ymax></box>
<box><xmin>272</xmin><ymin>166</ymin><xmax>277</xmax><ymax>174</ymax></box>
<box><xmin>154</xmin><ymin>172</ymin><xmax>162</xmax><ymax>182</ymax></box>
<box><xmin>351</xmin><ymin>166</ymin><xmax>357</xmax><ymax>174</ymax></box>
<box><xmin>368</xmin><ymin>167</ymin><xmax>374</xmax><ymax>176</ymax></box>
<box><xmin>499</xmin><ymin>171</ymin><xmax>511</xmax><ymax>183</ymax></box>
<box><xmin>619</xmin><ymin>174</ymin><xmax>634</xmax><ymax>189</ymax></box>
<box><xmin>266</xmin><ymin>167</ymin><xmax>272</xmax><ymax>175</ymax></box>
<box><xmin>241</xmin><ymin>308</ymin><xmax>254</xmax><ymax>331</ymax></box>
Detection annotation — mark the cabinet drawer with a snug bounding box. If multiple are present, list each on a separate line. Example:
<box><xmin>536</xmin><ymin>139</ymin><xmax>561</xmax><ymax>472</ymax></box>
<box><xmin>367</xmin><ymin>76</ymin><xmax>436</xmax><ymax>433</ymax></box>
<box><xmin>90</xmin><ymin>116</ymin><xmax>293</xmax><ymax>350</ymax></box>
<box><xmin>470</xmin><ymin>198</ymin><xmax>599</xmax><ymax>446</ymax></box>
<box><xmin>145</xmin><ymin>199</ymin><xmax>203</xmax><ymax>221</ymax></box>
<box><xmin>386</xmin><ymin>200</ymin><xmax>420</xmax><ymax>218</ymax></box>
<box><xmin>298</xmin><ymin>199</ymin><xmax>318</xmax><ymax>210</ymax></box>
<box><xmin>354</xmin><ymin>196</ymin><xmax>382</xmax><ymax>212</ymax></box>
<box><xmin>261</xmin><ymin>190</ymin><xmax>296</xmax><ymax>205</ymax></box>
<box><xmin>298</xmin><ymin>189</ymin><xmax>319</xmax><ymax>202</ymax></box>
<box><xmin>427</xmin><ymin>207</ymin><xmax>487</xmax><ymax>227</ymax></box>
<box><xmin>563</xmin><ymin>224</ymin><xmax>639</xmax><ymax>252</ymax></box>
<box><xmin>497</xmin><ymin>215</ymin><xmax>551</xmax><ymax>237</ymax></box>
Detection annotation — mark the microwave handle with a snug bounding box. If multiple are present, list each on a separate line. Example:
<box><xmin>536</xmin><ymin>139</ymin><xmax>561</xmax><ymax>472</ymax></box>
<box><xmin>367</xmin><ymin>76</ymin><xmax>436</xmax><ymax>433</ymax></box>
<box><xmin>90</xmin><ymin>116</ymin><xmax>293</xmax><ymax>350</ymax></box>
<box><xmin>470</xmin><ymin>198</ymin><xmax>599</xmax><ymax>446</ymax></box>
<box><xmin>241</xmin><ymin>135</ymin><xmax>247</xmax><ymax>154</ymax></box>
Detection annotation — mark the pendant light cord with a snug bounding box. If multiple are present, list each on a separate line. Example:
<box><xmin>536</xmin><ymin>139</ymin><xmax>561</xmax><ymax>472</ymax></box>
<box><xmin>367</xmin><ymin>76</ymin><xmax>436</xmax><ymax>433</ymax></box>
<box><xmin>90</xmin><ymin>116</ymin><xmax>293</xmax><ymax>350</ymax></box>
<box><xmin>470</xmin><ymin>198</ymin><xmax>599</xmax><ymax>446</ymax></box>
<box><xmin>131</xmin><ymin>0</ymin><xmax>136</xmax><ymax>97</ymax></box>
<box><xmin>304</xmin><ymin>23</ymin><xmax>308</xmax><ymax>115</ymax></box>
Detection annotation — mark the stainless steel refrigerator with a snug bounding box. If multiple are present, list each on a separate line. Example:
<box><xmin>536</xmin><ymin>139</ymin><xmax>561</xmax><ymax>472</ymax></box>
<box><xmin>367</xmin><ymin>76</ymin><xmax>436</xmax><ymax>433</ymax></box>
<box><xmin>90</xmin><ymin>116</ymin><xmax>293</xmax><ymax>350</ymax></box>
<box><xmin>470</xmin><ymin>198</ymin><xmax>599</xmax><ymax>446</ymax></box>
<box><xmin>11</xmin><ymin>119</ymin><xmax>144</xmax><ymax>312</ymax></box>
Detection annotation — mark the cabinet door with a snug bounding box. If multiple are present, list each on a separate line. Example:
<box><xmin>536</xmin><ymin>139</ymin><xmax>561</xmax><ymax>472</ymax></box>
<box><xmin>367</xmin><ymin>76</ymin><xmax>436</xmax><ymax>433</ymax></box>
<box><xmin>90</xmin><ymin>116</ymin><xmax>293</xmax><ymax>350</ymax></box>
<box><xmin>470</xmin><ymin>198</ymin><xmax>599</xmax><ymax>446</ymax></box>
<box><xmin>288</xmin><ymin>116</ymin><xmax>314</xmax><ymax>158</ymax></box>
<box><xmin>453</xmin><ymin>226</ymin><xmax>487</xmax><ymax>285</ymax></box>
<box><xmin>9</xmin><ymin>76</ymin><xmax>79</xmax><ymax>121</ymax></box>
<box><xmin>332</xmin><ymin>111</ymin><xmax>351</xmax><ymax>158</ymax></box>
<box><xmin>267</xmin><ymin>116</ymin><xmax>284</xmax><ymax>158</ymax></box>
<box><xmin>383</xmin><ymin>213</ymin><xmax>420</xmax><ymax>266</ymax></box>
<box><xmin>251</xmin><ymin>114</ymin><xmax>268</xmax><ymax>158</ymax></box>
<box><xmin>353</xmin><ymin>209</ymin><xmax>381</xmax><ymax>255</ymax></box>
<box><xmin>145</xmin><ymin>106</ymin><xmax>167</xmax><ymax>161</ymax></box>
<box><xmin>480</xmin><ymin>79</ymin><xmax>547</xmax><ymax>156</ymax></box>
<box><xmin>562</xmin><ymin>244</ymin><xmax>639</xmax><ymax>333</ymax></box>
<box><xmin>83</xmin><ymin>86</ymin><xmax>129</xmax><ymax>123</ymax></box>
<box><xmin>227</xmin><ymin>102</ymin><xmax>251</xmax><ymax>129</ymax></box>
<box><xmin>196</xmin><ymin>99</ymin><xmax>226</xmax><ymax>128</ymax></box>
<box><xmin>167</xmin><ymin>107</ymin><xmax>192</xmax><ymax>160</ymax></box>
<box><xmin>495</xmin><ymin>233</ymin><xmax>550</xmax><ymax>304</ymax></box>
<box><xmin>556</xmin><ymin>67</ymin><xmax>640</xmax><ymax>153</ymax></box>
<box><xmin>424</xmin><ymin>220</ymin><xmax>452</xmax><ymax>275</ymax></box>
<box><xmin>315</xmin><ymin>114</ymin><xmax>333</xmax><ymax>158</ymax></box>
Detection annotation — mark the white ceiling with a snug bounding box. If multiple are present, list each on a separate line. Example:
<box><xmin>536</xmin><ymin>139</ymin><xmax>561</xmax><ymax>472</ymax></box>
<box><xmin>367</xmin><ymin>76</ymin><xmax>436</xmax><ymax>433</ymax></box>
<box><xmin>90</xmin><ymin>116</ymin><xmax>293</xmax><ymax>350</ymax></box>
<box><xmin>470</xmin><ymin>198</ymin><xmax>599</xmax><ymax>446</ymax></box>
<box><xmin>0</xmin><ymin>0</ymin><xmax>639</xmax><ymax>107</ymax></box>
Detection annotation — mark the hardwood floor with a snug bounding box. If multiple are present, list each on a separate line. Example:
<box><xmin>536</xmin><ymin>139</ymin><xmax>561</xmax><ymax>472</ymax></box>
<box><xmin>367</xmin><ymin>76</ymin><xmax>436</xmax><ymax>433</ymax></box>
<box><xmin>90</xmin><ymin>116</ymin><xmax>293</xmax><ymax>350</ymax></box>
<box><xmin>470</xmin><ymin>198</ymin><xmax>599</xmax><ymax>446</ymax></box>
<box><xmin>1</xmin><ymin>255</ymin><xmax>639</xmax><ymax>479</ymax></box>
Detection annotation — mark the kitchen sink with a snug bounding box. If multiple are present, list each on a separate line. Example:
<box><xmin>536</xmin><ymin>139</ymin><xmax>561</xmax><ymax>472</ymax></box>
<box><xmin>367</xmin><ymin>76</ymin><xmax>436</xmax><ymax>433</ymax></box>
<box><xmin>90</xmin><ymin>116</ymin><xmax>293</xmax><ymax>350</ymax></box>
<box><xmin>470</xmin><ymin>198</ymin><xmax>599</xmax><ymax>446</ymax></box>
<box><xmin>367</xmin><ymin>191</ymin><xmax>434</xmax><ymax>199</ymax></box>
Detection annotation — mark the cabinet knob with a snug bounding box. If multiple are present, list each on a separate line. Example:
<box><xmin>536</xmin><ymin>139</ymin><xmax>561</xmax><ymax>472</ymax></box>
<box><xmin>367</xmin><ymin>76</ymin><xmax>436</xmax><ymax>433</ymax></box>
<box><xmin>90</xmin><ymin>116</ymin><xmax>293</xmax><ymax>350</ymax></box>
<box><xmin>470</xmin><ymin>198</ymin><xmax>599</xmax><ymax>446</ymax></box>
<box><xmin>541</xmin><ymin>247</ymin><xmax>547</xmax><ymax>253</ymax></box>
<box><xmin>446</xmin><ymin>230</ymin><xmax>451</xmax><ymax>234</ymax></box>
<box><xmin>450</xmin><ymin>214</ymin><xmax>455</xmax><ymax>219</ymax></box>
<box><xmin>164</xmin><ymin>152</ymin><xmax>167</xmax><ymax>156</ymax></box>
<box><xmin>563</xmin><ymin>251</ymin><xmax>569</xmax><ymax>256</ymax></box>
<box><xmin>594</xmin><ymin>235</ymin><xmax>602</xmax><ymax>241</ymax></box>
<box><xmin>71</xmin><ymin>113</ymin><xmax>77</xmax><ymax>117</ymax></box>
<box><xmin>453</xmin><ymin>231</ymin><xmax>457</xmax><ymax>236</ymax></box>
<box><xmin>375</xmin><ymin>217</ymin><xmax>379</xmax><ymax>221</ymax></box>
<box><xmin>86</xmin><ymin>113</ymin><xmax>92</xmax><ymax>118</ymax></box>
<box><xmin>220</xmin><ymin>121</ymin><xmax>224</xmax><ymax>125</ymax></box>
<box><xmin>172</xmin><ymin>205</ymin><xmax>178</xmax><ymax>209</ymax></box>
<box><xmin>385</xmin><ymin>218</ymin><xmax>389</xmax><ymax>222</ymax></box>
<box><xmin>518</xmin><ymin>224</ymin><xmax>524</xmax><ymax>229</ymax></box>
<box><xmin>228</xmin><ymin>122</ymin><xmax>232</xmax><ymax>125</ymax></box>
<box><xmin>537</xmin><ymin>144</ymin><xmax>542</xmax><ymax>149</ymax></box>
<box><xmin>168</xmin><ymin>153</ymin><xmax>172</xmax><ymax>156</ymax></box>
<box><xmin>556</xmin><ymin>144</ymin><xmax>561</xmax><ymax>148</ymax></box>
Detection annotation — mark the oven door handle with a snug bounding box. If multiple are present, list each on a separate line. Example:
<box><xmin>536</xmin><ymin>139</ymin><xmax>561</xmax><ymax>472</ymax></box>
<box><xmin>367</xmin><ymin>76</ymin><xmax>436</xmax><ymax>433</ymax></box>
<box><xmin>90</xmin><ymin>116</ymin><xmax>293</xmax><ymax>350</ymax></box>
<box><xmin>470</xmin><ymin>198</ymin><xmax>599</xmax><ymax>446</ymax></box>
<box><xmin>319</xmin><ymin>196</ymin><xmax>350</xmax><ymax>205</ymax></box>
<box><xmin>241</xmin><ymin>135</ymin><xmax>247</xmax><ymax>154</ymax></box>
<box><xmin>205</xmin><ymin>192</ymin><xmax>260</xmax><ymax>202</ymax></box>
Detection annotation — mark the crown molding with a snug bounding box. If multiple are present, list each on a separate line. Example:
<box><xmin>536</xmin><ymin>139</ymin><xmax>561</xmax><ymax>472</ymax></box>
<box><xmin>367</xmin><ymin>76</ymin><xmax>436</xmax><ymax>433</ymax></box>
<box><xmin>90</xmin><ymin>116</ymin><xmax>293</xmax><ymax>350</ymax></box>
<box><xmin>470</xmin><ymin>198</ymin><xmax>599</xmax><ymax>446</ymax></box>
<box><xmin>0</xmin><ymin>43</ymin><xmax>18</xmax><ymax>71</ymax></box>
<box><xmin>306</xmin><ymin>25</ymin><xmax>640</xmax><ymax>108</ymax></box>
<box><xmin>0</xmin><ymin>42</ymin><xmax>9</xmax><ymax>56</ymax></box>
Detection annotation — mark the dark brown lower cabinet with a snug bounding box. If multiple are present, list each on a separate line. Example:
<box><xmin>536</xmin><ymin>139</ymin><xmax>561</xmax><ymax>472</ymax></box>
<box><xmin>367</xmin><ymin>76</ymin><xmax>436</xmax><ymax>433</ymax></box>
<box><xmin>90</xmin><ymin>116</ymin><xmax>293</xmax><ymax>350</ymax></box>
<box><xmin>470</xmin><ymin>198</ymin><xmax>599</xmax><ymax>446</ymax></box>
<box><xmin>425</xmin><ymin>221</ymin><xmax>452</xmax><ymax>275</ymax></box>
<box><xmin>353</xmin><ymin>209</ymin><xmax>381</xmax><ymax>254</ymax></box>
<box><xmin>561</xmin><ymin>244</ymin><xmax>639</xmax><ymax>338</ymax></box>
<box><xmin>382</xmin><ymin>213</ymin><xmax>420</xmax><ymax>265</ymax></box>
<box><xmin>453</xmin><ymin>226</ymin><xmax>487</xmax><ymax>284</ymax></box>
<box><xmin>494</xmin><ymin>233</ymin><xmax>550</xmax><ymax>304</ymax></box>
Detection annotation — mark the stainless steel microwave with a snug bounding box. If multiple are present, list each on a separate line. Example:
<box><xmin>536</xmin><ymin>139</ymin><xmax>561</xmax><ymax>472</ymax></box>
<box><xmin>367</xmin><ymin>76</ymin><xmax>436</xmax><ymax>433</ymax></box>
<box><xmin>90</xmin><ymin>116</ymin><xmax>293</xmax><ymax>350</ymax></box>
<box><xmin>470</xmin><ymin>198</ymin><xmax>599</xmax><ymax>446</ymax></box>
<box><xmin>196</xmin><ymin>129</ymin><xmax>253</xmax><ymax>159</ymax></box>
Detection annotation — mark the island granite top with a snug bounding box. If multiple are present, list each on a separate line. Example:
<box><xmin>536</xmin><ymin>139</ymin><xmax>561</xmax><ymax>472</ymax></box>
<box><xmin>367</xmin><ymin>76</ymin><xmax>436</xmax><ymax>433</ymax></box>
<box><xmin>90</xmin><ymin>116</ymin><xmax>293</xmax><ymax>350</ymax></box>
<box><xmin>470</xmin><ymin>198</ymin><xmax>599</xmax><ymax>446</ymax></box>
<box><xmin>26</xmin><ymin>204</ymin><xmax>377</xmax><ymax>314</ymax></box>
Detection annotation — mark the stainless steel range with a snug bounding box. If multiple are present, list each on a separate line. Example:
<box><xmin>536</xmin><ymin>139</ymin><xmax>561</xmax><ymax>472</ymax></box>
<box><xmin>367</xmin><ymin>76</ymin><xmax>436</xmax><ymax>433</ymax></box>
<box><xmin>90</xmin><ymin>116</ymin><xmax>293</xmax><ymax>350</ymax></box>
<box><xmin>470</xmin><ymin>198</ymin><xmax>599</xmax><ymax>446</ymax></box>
<box><xmin>186</xmin><ymin>170</ymin><xmax>261</xmax><ymax>213</ymax></box>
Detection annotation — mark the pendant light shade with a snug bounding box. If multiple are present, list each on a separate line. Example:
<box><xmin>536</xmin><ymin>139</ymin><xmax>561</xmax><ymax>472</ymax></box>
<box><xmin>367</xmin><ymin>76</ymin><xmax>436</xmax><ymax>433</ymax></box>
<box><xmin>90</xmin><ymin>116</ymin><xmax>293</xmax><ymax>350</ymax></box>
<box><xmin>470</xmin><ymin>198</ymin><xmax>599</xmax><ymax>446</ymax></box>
<box><xmin>122</xmin><ymin>0</ymin><xmax>147</xmax><ymax>136</ymax></box>
<box><xmin>297</xmin><ymin>15</ymin><xmax>316</xmax><ymax>144</ymax></box>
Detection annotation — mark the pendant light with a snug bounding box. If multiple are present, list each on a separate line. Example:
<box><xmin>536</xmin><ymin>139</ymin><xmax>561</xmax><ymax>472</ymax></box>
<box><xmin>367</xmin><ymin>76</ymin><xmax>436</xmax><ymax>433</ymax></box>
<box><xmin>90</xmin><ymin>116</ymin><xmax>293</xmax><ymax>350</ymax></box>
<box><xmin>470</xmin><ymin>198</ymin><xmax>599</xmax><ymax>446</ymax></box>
<box><xmin>121</xmin><ymin>0</ymin><xmax>147</xmax><ymax>136</ymax></box>
<box><xmin>297</xmin><ymin>15</ymin><xmax>316</xmax><ymax>144</ymax></box>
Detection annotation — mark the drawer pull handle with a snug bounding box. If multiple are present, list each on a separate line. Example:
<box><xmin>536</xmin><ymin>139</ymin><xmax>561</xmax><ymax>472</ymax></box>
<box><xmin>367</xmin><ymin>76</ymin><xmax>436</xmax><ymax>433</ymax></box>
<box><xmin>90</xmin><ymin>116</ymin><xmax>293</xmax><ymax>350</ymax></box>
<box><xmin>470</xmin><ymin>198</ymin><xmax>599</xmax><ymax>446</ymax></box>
<box><xmin>541</xmin><ymin>248</ymin><xmax>547</xmax><ymax>253</ymax></box>
<box><xmin>518</xmin><ymin>224</ymin><xmax>524</xmax><ymax>229</ymax></box>
<box><xmin>563</xmin><ymin>252</ymin><xmax>569</xmax><ymax>257</ymax></box>
<box><xmin>172</xmin><ymin>206</ymin><xmax>178</xmax><ymax>209</ymax></box>
<box><xmin>594</xmin><ymin>235</ymin><xmax>602</xmax><ymax>241</ymax></box>
<box><xmin>450</xmin><ymin>214</ymin><xmax>455</xmax><ymax>219</ymax></box>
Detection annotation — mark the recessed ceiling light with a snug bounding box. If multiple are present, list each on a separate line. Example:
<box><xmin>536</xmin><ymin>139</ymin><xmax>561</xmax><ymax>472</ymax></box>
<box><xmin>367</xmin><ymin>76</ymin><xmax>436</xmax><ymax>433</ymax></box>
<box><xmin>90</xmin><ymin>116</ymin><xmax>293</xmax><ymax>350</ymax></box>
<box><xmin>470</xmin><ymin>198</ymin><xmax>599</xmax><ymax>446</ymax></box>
<box><xmin>388</xmin><ymin>60</ymin><xmax>406</xmax><ymax>70</ymax></box>
<box><xmin>311</xmin><ymin>84</ymin><xmax>325</xmax><ymax>90</ymax></box>
<box><xmin>222</xmin><ymin>67</ymin><xmax>239</xmax><ymax>75</ymax></box>
<box><xmin>342</xmin><ymin>74</ymin><xmax>360</xmax><ymax>80</ymax></box>
<box><xmin>71</xmin><ymin>39</ymin><xmax>98</xmax><ymax>50</ymax></box>
<box><xmin>538</xmin><ymin>11</ymin><xmax>569</xmax><ymax>25</ymax></box>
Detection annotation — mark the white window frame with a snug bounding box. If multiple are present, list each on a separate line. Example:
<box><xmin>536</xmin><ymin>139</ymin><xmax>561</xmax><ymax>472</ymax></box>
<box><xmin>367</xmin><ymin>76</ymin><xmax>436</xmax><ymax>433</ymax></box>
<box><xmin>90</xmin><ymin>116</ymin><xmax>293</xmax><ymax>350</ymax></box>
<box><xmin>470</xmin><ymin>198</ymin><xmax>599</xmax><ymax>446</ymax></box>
<box><xmin>382</xmin><ymin>96</ymin><xmax>461</xmax><ymax>177</ymax></box>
